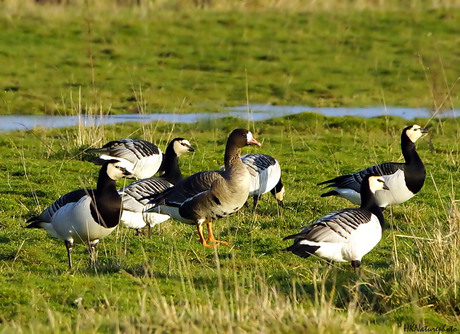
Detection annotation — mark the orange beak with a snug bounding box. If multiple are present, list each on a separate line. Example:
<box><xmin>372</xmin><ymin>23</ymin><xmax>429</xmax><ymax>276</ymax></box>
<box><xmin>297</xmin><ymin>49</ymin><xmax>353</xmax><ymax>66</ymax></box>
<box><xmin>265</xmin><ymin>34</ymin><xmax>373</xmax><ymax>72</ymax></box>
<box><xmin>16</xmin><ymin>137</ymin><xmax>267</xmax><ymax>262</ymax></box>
<box><xmin>248</xmin><ymin>137</ymin><xmax>262</xmax><ymax>147</ymax></box>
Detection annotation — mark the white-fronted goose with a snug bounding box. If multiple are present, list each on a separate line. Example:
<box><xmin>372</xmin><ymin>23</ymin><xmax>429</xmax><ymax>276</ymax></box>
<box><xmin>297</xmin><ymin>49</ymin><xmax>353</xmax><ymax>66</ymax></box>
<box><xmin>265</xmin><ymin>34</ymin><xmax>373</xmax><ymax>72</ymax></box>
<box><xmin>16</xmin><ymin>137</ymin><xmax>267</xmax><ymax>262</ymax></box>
<box><xmin>119</xmin><ymin>138</ymin><xmax>194</xmax><ymax>230</ymax></box>
<box><xmin>88</xmin><ymin>138</ymin><xmax>162</xmax><ymax>179</ymax></box>
<box><xmin>284</xmin><ymin>175</ymin><xmax>389</xmax><ymax>269</ymax></box>
<box><xmin>146</xmin><ymin>129</ymin><xmax>261</xmax><ymax>247</ymax></box>
<box><xmin>26</xmin><ymin>161</ymin><xmax>131</xmax><ymax>268</ymax></box>
<box><xmin>318</xmin><ymin>125</ymin><xmax>427</xmax><ymax>208</ymax></box>
<box><xmin>241</xmin><ymin>153</ymin><xmax>285</xmax><ymax>209</ymax></box>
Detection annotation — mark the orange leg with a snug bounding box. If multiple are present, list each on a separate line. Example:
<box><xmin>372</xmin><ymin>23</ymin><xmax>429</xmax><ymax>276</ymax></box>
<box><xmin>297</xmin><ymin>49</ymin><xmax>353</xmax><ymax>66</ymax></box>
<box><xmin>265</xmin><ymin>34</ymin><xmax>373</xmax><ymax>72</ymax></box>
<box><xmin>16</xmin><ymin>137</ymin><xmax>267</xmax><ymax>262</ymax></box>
<box><xmin>206</xmin><ymin>222</ymin><xmax>229</xmax><ymax>245</ymax></box>
<box><xmin>197</xmin><ymin>224</ymin><xmax>216</xmax><ymax>248</ymax></box>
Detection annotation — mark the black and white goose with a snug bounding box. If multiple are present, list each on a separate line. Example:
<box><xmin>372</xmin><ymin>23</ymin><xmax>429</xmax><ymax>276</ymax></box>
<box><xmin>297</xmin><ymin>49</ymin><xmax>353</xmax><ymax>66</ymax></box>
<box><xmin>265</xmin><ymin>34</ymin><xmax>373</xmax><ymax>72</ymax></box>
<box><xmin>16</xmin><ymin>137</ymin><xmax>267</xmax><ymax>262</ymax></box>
<box><xmin>318</xmin><ymin>124</ymin><xmax>427</xmax><ymax>208</ymax></box>
<box><xmin>25</xmin><ymin>161</ymin><xmax>131</xmax><ymax>268</ymax></box>
<box><xmin>284</xmin><ymin>175</ymin><xmax>389</xmax><ymax>269</ymax></box>
<box><xmin>88</xmin><ymin>138</ymin><xmax>162</xmax><ymax>179</ymax></box>
<box><xmin>118</xmin><ymin>138</ymin><xmax>194</xmax><ymax>230</ymax></box>
<box><xmin>241</xmin><ymin>153</ymin><xmax>285</xmax><ymax>209</ymax></box>
<box><xmin>146</xmin><ymin>129</ymin><xmax>261</xmax><ymax>247</ymax></box>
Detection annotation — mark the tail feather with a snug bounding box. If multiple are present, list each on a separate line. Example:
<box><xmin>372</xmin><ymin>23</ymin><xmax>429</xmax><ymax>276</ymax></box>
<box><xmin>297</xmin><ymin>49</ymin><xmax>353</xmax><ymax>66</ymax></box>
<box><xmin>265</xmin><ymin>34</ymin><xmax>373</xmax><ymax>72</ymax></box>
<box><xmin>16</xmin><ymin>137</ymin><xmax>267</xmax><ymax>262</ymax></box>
<box><xmin>86</xmin><ymin>147</ymin><xmax>108</xmax><ymax>154</ymax></box>
<box><xmin>25</xmin><ymin>216</ymin><xmax>42</xmax><ymax>229</ymax></box>
<box><xmin>320</xmin><ymin>190</ymin><xmax>339</xmax><ymax>198</ymax></box>
<box><xmin>318</xmin><ymin>174</ymin><xmax>353</xmax><ymax>187</ymax></box>
<box><xmin>284</xmin><ymin>244</ymin><xmax>320</xmax><ymax>259</ymax></box>
<box><xmin>317</xmin><ymin>178</ymin><xmax>335</xmax><ymax>186</ymax></box>
<box><xmin>283</xmin><ymin>232</ymin><xmax>305</xmax><ymax>240</ymax></box>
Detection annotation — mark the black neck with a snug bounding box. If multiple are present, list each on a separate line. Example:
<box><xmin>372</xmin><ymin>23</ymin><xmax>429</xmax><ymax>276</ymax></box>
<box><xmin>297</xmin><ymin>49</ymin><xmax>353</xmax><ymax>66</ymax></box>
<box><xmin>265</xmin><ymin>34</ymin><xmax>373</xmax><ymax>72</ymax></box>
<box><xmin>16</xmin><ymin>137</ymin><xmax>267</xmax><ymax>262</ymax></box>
<box><xmin>90</xmin><ymin>164</ymin><xmax>122</xmax><ymax>228</ymax></box>
<box><xmin>401</xmin><ymin>132</ymin><xmax>426</xmax><ymax>194</ymax></box>
<box><xmin>159</xmin><ymin>142</ymin><xmax>183</xmax><ymax>184</ymax></box>
<box><xmin>360</xmin><ymin>179</ymin><xmax>385</xmax><ymax>228</ymax></box>
<box><xmin>401</xmin><ymin>133</ymin><xmax>422</xmax><ymax>166</ymax></box>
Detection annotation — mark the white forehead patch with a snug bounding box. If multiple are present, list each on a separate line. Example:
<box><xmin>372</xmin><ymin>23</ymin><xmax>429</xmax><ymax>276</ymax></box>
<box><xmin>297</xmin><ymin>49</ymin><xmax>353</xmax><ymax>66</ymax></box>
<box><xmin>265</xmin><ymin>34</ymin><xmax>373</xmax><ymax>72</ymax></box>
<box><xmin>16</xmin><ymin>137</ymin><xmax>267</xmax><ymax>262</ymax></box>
<box><xmin>246</xmin><ymin>131</ymin><xmax>254</xmax><ymax>143</ymax></box>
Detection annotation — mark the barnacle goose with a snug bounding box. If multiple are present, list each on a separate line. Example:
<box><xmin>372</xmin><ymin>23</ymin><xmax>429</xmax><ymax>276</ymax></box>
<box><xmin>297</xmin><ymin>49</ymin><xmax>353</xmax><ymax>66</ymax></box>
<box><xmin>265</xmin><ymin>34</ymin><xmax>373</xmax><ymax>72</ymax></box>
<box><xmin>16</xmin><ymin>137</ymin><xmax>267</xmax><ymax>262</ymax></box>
<box><xmin>88</xmin><ymin>138</ymin><xmax>162</xmax><ymax>179</ymax></box>
<box><xmin>118</xmin><ymin>138</ymin><xmax>194</xmax><ymax>230</ymax></box>
<box><xmin>284</xmin><ymin>175</ymin><xmax>389</xmax><ymax>269</ymax></box>
<box><xmin>25</xmin><ymin>161</ymin><xmax>131</xmax><ymax>269</ymax></box>
<box><xmin>241</xmin><ymin>153</ymin><xmax>285</xmax><ymax>209</ymax></box>
<box><xmin>318</xmin><ymin>124</ymin><xmax>427</xmax><ymax>208</ymax></box>
<box><xmin>145</xmin><ymin>129</ymin><xmax>261</xmax><ymax>247</ymax></box>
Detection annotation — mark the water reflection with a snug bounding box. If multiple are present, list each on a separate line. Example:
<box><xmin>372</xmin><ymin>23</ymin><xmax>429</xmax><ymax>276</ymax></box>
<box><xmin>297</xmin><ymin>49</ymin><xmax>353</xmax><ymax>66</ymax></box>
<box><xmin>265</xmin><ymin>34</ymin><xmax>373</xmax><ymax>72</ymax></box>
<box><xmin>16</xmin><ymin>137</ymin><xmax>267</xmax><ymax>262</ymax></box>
<box><xmin>0</xmin><ymin>106</ymin><xmax>457</xmax><ymax>132</ymax></box>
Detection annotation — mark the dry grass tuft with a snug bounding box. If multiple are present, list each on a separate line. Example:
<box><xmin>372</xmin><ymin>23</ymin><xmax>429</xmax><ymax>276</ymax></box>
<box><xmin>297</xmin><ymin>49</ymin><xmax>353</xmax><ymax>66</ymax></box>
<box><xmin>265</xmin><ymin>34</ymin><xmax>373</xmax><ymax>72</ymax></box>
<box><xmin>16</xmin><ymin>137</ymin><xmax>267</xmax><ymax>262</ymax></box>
<box><xmin>389</xmin><ymin>198</ymin><xmax>459</xmax><ymax>317</ymax></box>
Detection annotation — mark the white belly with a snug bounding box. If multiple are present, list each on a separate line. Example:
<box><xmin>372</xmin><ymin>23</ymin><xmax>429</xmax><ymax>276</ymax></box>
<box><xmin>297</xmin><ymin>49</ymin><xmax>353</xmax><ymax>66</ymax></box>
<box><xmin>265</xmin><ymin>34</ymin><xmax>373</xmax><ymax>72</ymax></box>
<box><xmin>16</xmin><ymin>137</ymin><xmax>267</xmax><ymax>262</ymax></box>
<box><xmin>248</xmin><ymin>162</ymin><xmax>281</xmax><ymax>196</ymax></box>
<box><xmin>120</xmin><ymin>210</ymin><xmax>146</xmax><ymax>229</ymax></box>
<box><xmin>342</xmin><ymin>215</ymin><xmax>382</xmax><ymax>261</ymax></box>
<box><xmin>376</xmin><ymin>169</ymin><xmax>414</xmax><ymax>207</ymax></box>
<box><xmin>51</xmin><ymin>196</ymin><xmax>117</xmax><ymax>244</ymax></box>
<box><xmin>120</xmin><ymin>210</ymin><xmax>170</xmax><ymax>229</ymax></box>
<box><xmin>133</xmin><ymin>155</ymin><xmax>162</xmax><ymax>179</ymax></box>
<box><xmin>304</xmin><ymin>240</ymin><xmax>349</xmax><ymax>262</ymax></box>
<box><xmin>335</xmin><ymin>188</ymin><xmax>362</xmax><ymax>205</ymax></box>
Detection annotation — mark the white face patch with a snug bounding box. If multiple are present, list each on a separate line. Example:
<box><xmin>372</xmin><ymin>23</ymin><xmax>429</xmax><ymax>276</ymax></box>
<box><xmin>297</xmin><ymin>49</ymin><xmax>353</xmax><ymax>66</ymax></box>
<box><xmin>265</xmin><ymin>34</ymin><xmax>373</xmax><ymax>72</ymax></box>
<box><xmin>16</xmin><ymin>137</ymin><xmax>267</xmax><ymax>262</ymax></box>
<box><xmin>406</xmin><ymin>124</ymin><xmax>425</xmax><ymax>143</ymax></box>
<box><xmin>275</xmin><ymin>186</ymin><xmax>285</xmax><ymax>202</ymax></box>
<box><xmin>107</xmin><ymin>162</ymin><xmax>130</xmax><ymax>180</ymax></box>
<box><xmin>368</xmin><ymin>176</ymin><xmax>388</xmax><ymax>193</ymax></box>
<box><xmin>173</xmin><ymin>139</ymin><xmax>193</xmax><ymax>156</ymax></box>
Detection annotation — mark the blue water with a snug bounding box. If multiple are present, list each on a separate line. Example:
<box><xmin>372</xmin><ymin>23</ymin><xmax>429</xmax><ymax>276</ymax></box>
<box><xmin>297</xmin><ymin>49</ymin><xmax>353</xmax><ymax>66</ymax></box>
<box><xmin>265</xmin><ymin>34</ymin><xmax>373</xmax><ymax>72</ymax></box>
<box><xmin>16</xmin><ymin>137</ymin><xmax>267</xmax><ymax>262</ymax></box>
<box><xmin>0</xmin><ymin>106</ymin><xmax>457</xmax><ymax>132</ymax></box>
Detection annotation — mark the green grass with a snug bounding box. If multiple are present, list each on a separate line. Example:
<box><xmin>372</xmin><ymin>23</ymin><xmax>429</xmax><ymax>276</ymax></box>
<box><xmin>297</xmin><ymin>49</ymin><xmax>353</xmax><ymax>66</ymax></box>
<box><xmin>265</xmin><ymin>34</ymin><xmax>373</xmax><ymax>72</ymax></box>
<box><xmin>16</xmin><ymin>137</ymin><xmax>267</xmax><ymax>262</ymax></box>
<box><xmin>0</xmin><ymin>114</ymin><xmax>458</xmax><ymax>332</ymax></box>
<box><xmin>0</xmin><ymin>3</ymin><xmax>459</xmax><ymax>115</ymax></box>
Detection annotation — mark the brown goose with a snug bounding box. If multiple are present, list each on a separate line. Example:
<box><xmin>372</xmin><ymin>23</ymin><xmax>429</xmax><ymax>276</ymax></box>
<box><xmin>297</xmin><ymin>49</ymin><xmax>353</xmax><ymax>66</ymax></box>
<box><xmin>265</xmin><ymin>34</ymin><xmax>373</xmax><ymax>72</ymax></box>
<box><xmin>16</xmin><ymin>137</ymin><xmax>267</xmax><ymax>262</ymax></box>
<box><xmin>146</xmin><ymin>129</ymin><xmax>261</xmax><ymax>247</ymax></box>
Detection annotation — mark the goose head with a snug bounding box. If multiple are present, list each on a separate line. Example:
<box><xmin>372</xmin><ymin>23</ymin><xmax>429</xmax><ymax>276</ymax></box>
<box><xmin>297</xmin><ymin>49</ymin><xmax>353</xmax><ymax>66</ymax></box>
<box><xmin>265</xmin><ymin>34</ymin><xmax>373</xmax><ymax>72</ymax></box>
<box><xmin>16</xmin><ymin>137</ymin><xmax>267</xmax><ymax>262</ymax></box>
<box><xmin>106</xmin><ymin>160</ymin><xmax>133</xmax><ymax>180</ymax></box>
<box><xmin>368</xmin><ymin>176</ymin><xmax>389</xmax><ymax>194</ymax></box>
<box><xmin>229</xmin><ymin>129</ymin><xmax>262</xmax><ymax>148</ymax></box>
<box><xmin>172</xmin><ymin>138</ymin><xmax>195</xmax><ymax>156</ymax></box>
<box><xmin>404</xmin><ymin>124</ymin><xmax>428</xmax><ymax>143</ymax></box>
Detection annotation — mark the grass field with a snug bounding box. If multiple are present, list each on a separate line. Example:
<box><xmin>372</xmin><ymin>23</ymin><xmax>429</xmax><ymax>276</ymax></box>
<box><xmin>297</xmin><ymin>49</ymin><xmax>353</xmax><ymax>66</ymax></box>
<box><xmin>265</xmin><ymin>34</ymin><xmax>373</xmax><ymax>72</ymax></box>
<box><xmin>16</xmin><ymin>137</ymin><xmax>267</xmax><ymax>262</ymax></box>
<box><xmin>0</xmin><ymin>114</ymin><xmax>459</xmax><ymax>332</ymax></box>
<box><xmin>0</xmin><ymin>1</ymin><xmax>459</xmax><ymax>332</ymax></box>
<box><xmin>0</xmin><ymin>1</ymin><xmax>459</xmax><ymax>115</ymax></box>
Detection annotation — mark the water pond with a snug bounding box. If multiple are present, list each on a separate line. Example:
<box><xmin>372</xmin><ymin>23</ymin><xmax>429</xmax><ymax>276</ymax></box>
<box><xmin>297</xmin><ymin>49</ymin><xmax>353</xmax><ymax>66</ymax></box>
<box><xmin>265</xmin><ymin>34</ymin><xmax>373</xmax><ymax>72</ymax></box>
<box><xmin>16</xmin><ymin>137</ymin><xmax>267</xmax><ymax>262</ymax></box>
<box><xmin>0</xmin><ymin>105</ymin><xmax>457</xmax><ymax>132</ymax></box>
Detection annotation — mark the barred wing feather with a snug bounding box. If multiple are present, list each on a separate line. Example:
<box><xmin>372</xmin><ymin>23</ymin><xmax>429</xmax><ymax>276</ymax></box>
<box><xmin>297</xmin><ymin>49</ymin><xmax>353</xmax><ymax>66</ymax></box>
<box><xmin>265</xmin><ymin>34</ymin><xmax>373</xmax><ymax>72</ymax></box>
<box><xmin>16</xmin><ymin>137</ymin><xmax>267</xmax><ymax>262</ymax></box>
<box><xmin>89</xmin><ymin>139</ymin><xmax>160</xmax><ymax>162</ymax></box>
<box><xmin>321</xmin><ymin>162</ymin><xmax>403</xmax><ymax>191</ymax></box>
<box><xmin>286</xmin><ymin>208</ymin><xmax>372</xmax><ymax>244</ymax></box>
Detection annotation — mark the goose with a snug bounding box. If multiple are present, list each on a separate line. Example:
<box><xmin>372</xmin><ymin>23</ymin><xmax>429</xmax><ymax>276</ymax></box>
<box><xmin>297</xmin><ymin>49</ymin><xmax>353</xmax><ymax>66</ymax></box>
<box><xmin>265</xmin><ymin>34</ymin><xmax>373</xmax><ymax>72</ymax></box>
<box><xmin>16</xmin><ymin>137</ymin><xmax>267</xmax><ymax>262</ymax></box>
<box><xmin>284</xmin><ymin>175</ymin><xmax>389</xmax><ymax>269</ymax></box>
<box><xmin>118</xmin><ymin>138</ymin><xmax>195</xmax><ymax>230</ymax></box>
<box><xmin>156</xmin><ymin>138</ymin><xmax>195</xmax><ymax>184</ymax></box>
<box><xmin>241</xmin><ymin>153</ymin><xmax>285</xmax><ymax>209</ymax></box>
<box><xmin>25</xmin><ymin>161</ymin><xmax>131</xmax><ymax>269</ymax></box>
<box><xmin>145</xmin><ymin>129</ymin><xmax>261</xmax><ymax>247</ymax></box>
<box><xmin>318</xmin><ymin>124</ymin><xmax>427</xmax><ymax>208</ymax></box>
<box><xmin>88</xmin><ymin>138</ymin><xmax>162</xmax><ymax>179</ymax></box>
